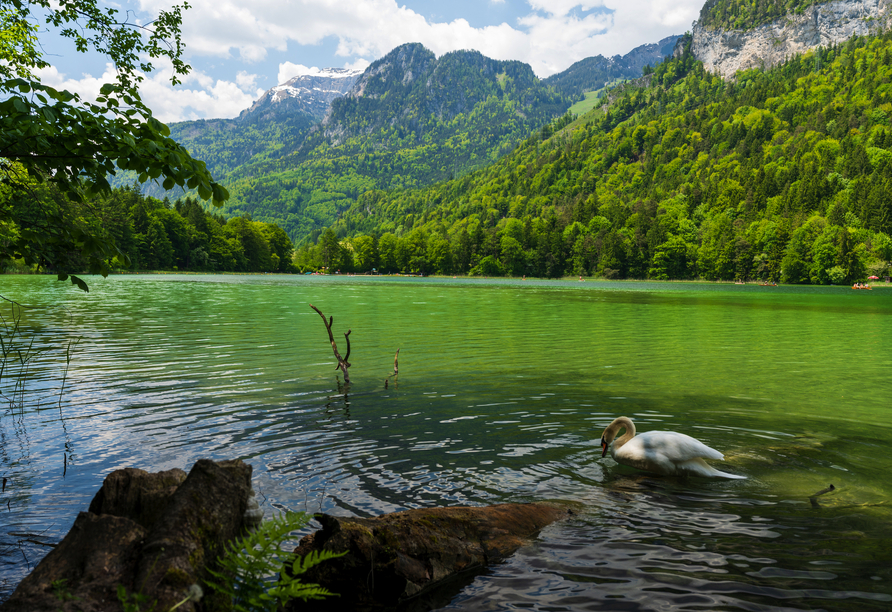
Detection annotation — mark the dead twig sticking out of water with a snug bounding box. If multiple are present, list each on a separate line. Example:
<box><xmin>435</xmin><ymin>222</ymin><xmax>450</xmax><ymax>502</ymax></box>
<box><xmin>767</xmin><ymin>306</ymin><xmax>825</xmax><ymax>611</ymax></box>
<box><xmin>309</xmin><ymin>304</ymin><xmax>351</xmax><ymax>384</ymax></box>
<box><xmin>384</xmin><ymin>348</ymin><xmax>400</xmax><ymax>389</ymax></box>
<box><xmin>810</xmin><ymin>484</ymin><xmax>836</xmax><ymax>508</ymax></box>
<box><xmin>58</xmin><ymin>338</ymin><xmax>79</xmax><ymax>417</ymax></box>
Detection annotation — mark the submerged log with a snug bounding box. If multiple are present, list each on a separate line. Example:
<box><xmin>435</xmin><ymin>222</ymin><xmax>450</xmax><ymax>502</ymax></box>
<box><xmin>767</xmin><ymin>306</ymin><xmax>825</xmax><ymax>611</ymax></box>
<box><xmin>286</xmin><ymin>502</ymin><xmax>571</xmax><ymax>611</ymax></box>
<box><xmin>0</xmin><ymin>459</ymin><xmax>252</xmax><ymax>612</ymax></box>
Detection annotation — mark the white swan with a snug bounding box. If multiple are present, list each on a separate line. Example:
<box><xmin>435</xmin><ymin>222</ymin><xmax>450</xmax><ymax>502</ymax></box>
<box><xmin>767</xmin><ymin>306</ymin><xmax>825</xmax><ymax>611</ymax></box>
<box><xmin>600</xmin><ymin>416</ymin><xmax>745</xmax><ymax>479</ymax></box>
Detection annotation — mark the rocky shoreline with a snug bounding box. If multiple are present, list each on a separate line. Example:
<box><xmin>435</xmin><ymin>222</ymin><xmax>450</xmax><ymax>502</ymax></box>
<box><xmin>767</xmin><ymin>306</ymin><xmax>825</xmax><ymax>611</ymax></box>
<box><xmin>0</xmin><ymin>460</ymin><xmax>569</xmax><ymax>612</ymax></box>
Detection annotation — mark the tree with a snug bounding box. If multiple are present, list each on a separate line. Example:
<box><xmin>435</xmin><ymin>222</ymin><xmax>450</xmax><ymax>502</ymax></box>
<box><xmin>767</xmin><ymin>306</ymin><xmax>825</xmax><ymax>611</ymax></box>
<box><xmin>0</xmin><ymin>0</ymin><xmax>228</xmax><ymax>290</ymax></box>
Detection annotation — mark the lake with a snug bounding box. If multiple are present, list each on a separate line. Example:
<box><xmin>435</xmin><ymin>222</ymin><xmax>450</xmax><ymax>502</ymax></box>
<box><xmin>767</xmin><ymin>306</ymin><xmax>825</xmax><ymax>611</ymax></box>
<box><xmin>1</xmin><ymin>274</ymin><xmax>891</xmax><ymax>610</ymax></box>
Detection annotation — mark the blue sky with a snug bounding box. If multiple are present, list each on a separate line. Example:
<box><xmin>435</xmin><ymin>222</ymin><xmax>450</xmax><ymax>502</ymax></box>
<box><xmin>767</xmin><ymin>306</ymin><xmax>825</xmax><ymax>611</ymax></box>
<box><xmin>34</xmin><ymin>0</ymin><xmax>701</xmax><ymax>122</ymax></box>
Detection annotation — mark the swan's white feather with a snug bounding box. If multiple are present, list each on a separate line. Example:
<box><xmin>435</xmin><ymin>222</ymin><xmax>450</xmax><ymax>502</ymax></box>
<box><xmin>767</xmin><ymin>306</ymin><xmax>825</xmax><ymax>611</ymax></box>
<box><xmin>603</xmin><ymin>419</ymin><xmax>745</xmax><ymax>479</ymax></box>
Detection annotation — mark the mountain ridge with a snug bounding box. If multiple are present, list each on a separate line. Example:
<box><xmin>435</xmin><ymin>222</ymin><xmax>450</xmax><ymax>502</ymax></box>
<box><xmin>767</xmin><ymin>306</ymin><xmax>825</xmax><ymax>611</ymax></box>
<box><xmin>240</xmin><ymin>68</ymin><xmax>362</xmax><ymax>122</ymax></box>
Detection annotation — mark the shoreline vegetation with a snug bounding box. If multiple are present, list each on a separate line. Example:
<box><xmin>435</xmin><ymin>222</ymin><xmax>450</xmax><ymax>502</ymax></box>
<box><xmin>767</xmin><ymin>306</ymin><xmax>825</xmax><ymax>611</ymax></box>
<box><xmin>2</xmin><ymin>269</ymin><xmax>889</xmax><ymax>287</ymax></box>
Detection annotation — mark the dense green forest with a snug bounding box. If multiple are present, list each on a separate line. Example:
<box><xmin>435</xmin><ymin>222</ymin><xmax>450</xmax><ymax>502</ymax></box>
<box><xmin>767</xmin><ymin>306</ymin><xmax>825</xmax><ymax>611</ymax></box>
<box><xmin>698</xmin><ymin>0</ymin><xmax>829</xmax><ymax>31</ymax></box>
<box><xmin>1</xmin><ymin>181</ymin><xmax>294</xmax><ymax>275</ymax></box>
<box><xmin>294</xmin><ymin>33</ymin><xmax>892</xmax><ymax>284</ymax></box>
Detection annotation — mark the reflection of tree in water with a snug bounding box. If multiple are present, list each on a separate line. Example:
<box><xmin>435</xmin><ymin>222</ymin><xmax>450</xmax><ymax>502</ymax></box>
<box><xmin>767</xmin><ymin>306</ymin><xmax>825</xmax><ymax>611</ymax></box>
<box><xmin>325</xmin><ymin>378</ymin><xmax>351</xmax><ymax>418</ymax></box>
<box><xmin>0</xmin><ymin>297</ymin><xmax>80</xmax><ymax>601</ymax></box>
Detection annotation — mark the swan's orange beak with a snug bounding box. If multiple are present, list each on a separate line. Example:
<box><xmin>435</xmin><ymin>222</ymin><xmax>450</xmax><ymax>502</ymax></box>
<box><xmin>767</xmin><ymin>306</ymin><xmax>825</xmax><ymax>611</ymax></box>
<box><xmin>600</xmin><ymin>436</ymin><xmax>608</xmax><ymax>458</ymax></box>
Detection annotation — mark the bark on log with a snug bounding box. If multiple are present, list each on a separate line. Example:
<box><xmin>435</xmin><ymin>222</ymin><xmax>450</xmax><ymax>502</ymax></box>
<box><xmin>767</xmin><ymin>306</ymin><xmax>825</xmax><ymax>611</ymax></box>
<box><xmin>134</xmin><ymin>459</ymin><xmax>252</xmax><ymax>611</ymax></box>
<box><xmin>286</xmin><ymin>502</ymin><xmax>570</xmax><ymax>611</ymax></box>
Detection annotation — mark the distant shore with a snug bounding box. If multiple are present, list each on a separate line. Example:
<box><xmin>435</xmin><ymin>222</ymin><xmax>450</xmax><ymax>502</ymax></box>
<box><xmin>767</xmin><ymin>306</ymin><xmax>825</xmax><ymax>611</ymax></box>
<box><xmin>4</xmin><ymin>270</ymin><xmax>890</xmax><ymax>287</ymax></box>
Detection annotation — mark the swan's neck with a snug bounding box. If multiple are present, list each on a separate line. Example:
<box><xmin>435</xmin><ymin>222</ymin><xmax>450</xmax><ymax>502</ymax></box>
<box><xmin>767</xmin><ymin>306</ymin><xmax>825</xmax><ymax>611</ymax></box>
<box><xmin>609</xmin><ymin>417</ymin><xmax>636</xmax><ymax>450</ymax></box>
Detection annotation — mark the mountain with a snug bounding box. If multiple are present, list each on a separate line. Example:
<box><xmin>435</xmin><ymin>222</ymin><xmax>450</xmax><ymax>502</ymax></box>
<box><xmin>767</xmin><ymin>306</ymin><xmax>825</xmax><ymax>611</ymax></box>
<box><xmin>215</xmin><ymin>43</ymin><xmax>575</xmax><ymax>240</ymax></box>
<box><xmin>293</xmin><ymin>29</ymin><xmax>892</xmax><ymax>285</ymax></box>
<box><xmin>212</xmin><ymin>41</ymin><xmax>680</xmax><ymax>241</ymax></box>
<box><xmin>119</xmin><ymin>38</ymin><xmax>679</xmax><ymax>241</ymax></box>
<box><xmin>240</xmin><ymin>68</ymin><xmax>362</xmax><ymax>122</ymax></box>
<box><xmin>693</xmin><ymin>0</ymin><xmax>890</xmax><ymax>77</ymax></box>
<box><xmin>544</xmin><ymin>35</ymin><xmax>682</xmax><ymax>98</ymax></box>
<box><xmin>314</xmin><ymin>43</ymin><xmax>568</xmax><ymax>147</ymax></box>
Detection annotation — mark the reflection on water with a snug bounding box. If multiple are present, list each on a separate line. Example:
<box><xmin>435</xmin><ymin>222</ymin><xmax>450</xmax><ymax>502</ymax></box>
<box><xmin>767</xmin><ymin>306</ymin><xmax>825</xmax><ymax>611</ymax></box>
<box><xmin>449</xmin><ymin>472</ymin><xmax>892</xmax><ymax>611</ymax></box>
<box><xmin>1</xmin><ymin>275</ymin><xmax>891</xmax><ymax>610</ymax></box>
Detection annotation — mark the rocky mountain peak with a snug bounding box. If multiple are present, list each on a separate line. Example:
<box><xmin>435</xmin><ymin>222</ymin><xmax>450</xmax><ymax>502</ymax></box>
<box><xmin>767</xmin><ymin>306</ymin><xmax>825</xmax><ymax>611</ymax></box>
<box><xmin>348</xmin><ymin>42</ymin><xmax>437</xmax><ymax>99</ymax></box>
<box><xmin>239</xmin><ymin>67</ymin><xmax>363</xmax><ymax>122</ymax></box>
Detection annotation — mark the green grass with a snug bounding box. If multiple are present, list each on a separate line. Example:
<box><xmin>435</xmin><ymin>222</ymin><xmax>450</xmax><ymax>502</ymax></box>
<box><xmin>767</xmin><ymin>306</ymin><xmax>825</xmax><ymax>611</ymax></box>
<box><xmin>568</xmin><ymin>91</ymin><xmax>602</xmax><ymax>115</ymax></box>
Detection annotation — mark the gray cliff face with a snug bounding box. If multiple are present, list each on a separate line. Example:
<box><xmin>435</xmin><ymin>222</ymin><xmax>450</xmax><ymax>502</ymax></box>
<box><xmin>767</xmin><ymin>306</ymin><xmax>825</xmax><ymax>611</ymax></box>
<box><xmin>240</xmin><ymin>68</ymin><xmax>362</xmax><ymax>122</ymax></box>
<box><xmin>693</xmin><ymin>0</ymin><xmax>892</xmax><ymax>78</ymax></box>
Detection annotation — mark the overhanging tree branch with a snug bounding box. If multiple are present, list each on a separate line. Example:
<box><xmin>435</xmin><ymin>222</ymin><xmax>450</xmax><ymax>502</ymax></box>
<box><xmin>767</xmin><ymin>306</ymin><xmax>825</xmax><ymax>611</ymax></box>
<box><xmin>0</xmin><ymin>0</ymin><xmax>229</xmax><ymax>291</ymax></box>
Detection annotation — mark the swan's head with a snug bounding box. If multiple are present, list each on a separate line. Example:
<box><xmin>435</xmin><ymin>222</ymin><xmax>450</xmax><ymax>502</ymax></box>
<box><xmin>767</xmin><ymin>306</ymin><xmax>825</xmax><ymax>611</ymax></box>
<box><xmin>600</xmin><ymin>416</ymin><xmax>635</xmax><ymax>458</ymax></box>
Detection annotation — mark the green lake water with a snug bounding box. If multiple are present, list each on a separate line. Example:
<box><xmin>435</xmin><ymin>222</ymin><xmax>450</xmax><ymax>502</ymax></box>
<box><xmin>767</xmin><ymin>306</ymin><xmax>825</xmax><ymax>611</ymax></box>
<box><xmin>1</xmin><ymin>274</ymin><xmax>891</xmax><ymax>610</ymax></box>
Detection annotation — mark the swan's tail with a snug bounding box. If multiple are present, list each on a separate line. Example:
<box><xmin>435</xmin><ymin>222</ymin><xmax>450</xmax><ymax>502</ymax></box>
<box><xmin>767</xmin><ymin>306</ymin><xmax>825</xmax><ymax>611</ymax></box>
<box><xmin>679</xmin><ymin>458</ymin><xmax>746</xmax><ymax>479</ymax></box>
<box><xmin>710</xmin><ymin>469</ymin><xmax>747</xmax><ymax>480</ymax></box>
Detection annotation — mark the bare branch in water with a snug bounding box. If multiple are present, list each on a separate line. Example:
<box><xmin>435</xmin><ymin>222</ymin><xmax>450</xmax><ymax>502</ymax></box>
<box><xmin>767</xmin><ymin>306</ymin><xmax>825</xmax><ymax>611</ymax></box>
<box><xmin>384</xmin><ymin>348</ymin><xmax>400</xmax><ymax>389</ymax></box>
<box><xmin>309</xmin><ymin>304</ymin><xmax>351</xmax><ymax>384</ymax></box>
<box><xmin>809</xmin><ymin>484</ymin><xmax>836</xmax><ymax>508</ymax></box>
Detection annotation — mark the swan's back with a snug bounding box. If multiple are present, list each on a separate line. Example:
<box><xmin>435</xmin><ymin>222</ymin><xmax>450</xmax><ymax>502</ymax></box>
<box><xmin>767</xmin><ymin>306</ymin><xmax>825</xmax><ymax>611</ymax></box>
<box><xmin>613</xmin><ymin>430</ymin><xmax>741</xmax><ymax>477</ymax></box>
<box><xmin>632</xmin><ymin>430</ymin><xmax>724</xmax><ymax>461</ymax></box>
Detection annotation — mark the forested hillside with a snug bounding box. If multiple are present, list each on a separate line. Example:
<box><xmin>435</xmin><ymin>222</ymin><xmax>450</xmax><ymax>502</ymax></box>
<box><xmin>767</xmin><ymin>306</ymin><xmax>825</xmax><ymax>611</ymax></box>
<box><xmin>168</xmin><ymin>112</ymin><xmax>316</xmax><ymax>181</ymax></box>
<box><xmin>1</xmin><ymin>181</ymin><xmax>294</xmax><ymax>276</ymax></box>
<box><xmin>294</xmin><ymin>33</ymin><xmax>892</xmax><ymax>284</ymax></box>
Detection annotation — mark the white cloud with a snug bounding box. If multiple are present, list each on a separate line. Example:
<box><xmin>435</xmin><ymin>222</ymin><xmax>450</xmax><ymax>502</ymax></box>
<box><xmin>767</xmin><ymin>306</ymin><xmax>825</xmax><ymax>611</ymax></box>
<box><xmin>115</xmin><ymin>0</ymin><xmax>701</xmax><ymax>119</ymax></box>
<box><xmin>140</xmin><ymin>68</ymin><xmax>259</xmax><ymax>122</ymax></box>
<box><xmin>35</xmin><ymin>60</ymin><xmax>257</xmax><ymax>124</ymax></box>
<box><xmin>160</xmin><ymin>0</ymin><xmax>698</xmax><ymax>75</ymax></box>
<box><xmin>277</xmin><ymin>62</ymin><xmax>335</xmax><ymax>84</ymax></box>
<box><xmin>235</xmin><ymin>71</ymin><xmax>258</xmax><ymax>91</ymax></box>
<box><xmin>344</xmin><ymin>57</ymin><xmax>371</xmax><ymax>72</ymax></box>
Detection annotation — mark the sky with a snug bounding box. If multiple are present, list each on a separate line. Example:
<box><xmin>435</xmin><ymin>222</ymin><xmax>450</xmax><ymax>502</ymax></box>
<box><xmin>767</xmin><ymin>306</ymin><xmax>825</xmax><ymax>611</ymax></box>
<box><xmin>34</xmin><ymin>0</ymin><xmax>703</xmax><ymax>123</ymax></box>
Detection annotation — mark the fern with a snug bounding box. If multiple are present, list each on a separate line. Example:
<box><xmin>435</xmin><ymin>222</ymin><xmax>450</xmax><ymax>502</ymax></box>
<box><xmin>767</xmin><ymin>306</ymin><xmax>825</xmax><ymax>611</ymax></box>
<box><xmin>206</xmin><ymin>511</ymin><xmax>344</xmax><ymax>612</ymax></box>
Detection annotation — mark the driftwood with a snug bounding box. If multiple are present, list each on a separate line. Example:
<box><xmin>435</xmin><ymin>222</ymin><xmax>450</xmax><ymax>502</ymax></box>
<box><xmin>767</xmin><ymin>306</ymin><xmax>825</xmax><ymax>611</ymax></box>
<box><xmin>809</xmin><ymin>483</ymin><xmax>836</xmax><ymax>508</ymax></box>
<box><xmin>309</xmin><ymin>304</ymin><xmax>351</xmax><ymax>384</ymax></box>
<box><xmin>286</xmin><ymin>503</ymin><xmax>570</xmax><ymax>611</ymax></box>
<box><xmin>384</xmin><ymin>348</ymin><xmax>400</xmax><ymax>388</ymax></box>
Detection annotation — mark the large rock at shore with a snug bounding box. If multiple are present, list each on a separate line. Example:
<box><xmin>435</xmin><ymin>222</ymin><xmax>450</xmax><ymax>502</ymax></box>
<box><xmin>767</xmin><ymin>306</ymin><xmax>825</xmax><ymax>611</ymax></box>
<box><xmin>134</xmin><ymin>459</ymin><xmax>252</xmax><ymax>611</ymax></box>
<box><xmin>87</xmin><ymin>466</ymin><xmax>187</xmax><ymax>531</ymax></box>
<box><xmin>0</xmin><ymin>459</ymin><xmax>252</xmax><ymax>612</ymax></box>
<box><xmin>287</xmin><ymin>502</ymin><xmax>571</xmax><ymax>611</ymax></box>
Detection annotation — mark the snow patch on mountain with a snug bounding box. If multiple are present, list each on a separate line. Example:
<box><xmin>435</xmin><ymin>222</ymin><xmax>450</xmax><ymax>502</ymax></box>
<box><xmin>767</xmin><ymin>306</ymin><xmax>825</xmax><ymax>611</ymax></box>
<box><xmin>240</xmin><ymin>68</ymin><xmax>363</xmax><ymax>122</ymax></box>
